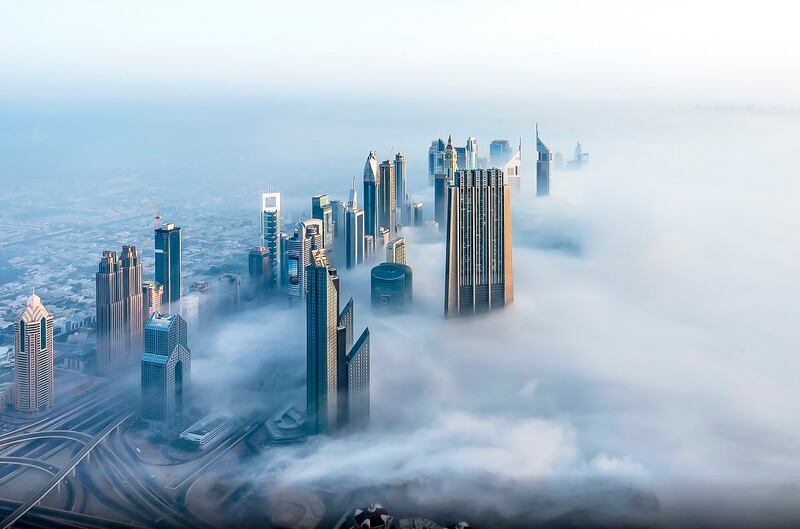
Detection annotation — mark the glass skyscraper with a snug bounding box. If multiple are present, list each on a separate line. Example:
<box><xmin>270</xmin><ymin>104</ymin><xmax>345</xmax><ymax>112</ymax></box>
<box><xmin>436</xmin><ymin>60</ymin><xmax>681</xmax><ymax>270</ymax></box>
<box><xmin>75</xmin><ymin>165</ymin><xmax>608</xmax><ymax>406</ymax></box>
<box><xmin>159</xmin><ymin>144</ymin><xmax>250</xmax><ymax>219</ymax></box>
<box><xmin>155</xmin><ymin>223</ymin><xmax>182</xmax><ymax>306</ymax></box>
<box><xmin>140</xmin><ymin>312</ymin><xmax>191</xmax><ymax>430</ymax></box>
<box><xmin>260</xmin><ymin>192</ymin><xmax>281</xmax><ymax>288</ymax></box>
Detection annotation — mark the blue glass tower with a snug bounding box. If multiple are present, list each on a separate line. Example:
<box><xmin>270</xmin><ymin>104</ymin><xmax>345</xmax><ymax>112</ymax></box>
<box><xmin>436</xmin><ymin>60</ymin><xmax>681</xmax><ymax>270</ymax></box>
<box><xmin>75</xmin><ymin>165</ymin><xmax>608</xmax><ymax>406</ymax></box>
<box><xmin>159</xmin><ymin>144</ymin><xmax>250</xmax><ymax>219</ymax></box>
<box><xmin>154</xmin><ymin>223</ymin><xmax>182</xmax><ymax>306</ymax></box>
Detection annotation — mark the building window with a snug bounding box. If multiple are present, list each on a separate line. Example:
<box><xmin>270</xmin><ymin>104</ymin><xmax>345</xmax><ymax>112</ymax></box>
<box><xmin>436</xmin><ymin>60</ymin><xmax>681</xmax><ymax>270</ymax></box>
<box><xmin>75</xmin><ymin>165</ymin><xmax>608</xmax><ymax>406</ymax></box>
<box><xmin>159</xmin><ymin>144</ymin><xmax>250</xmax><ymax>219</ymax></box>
<box><xmin>41</xmin><ymin>318</ymin><xmax>47</xmax><ymax>349</ymax></box>
<box><xmin>19</xmin><ymin>320</ymin><xmax>25</xmax><ymax>351</ymax></box>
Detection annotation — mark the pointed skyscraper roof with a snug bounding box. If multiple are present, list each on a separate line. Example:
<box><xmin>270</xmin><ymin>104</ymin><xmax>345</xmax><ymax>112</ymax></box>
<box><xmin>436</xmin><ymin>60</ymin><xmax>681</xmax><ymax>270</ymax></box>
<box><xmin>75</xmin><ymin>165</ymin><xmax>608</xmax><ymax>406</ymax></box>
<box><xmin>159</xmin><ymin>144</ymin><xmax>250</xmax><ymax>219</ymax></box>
<box><xmin>536</xmin><ymin>123</ymin><xmax>550</xmax><ymax>155</ymax></box>
<box><xmin>20</xmin><ymin>289</ymin><xmax>49</xmax><ymax>323</ymax></box>
<box><xmin>363</xmin><ymin>151</ymin><xmax>379</xmax><ymax>182</ymax></box>
<box><xmin>349</xmin><ymin>176</ymin><xmax>358</xmax><ymax>209</ymax></box>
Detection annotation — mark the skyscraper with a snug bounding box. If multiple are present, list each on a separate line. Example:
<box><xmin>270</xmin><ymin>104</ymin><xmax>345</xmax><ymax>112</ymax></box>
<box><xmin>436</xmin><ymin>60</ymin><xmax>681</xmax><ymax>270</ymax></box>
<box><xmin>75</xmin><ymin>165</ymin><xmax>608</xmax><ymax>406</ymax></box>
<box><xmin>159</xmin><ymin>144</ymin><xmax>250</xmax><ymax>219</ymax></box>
<box><xmin>336</xmin><ymin>297</ymin><xmax>353</xmax><ymax>429</ymax></box>
<box><xmin>345</xmin><ymin>208</ymin><xmax>365</xmax><ymax>269</ymax></box>
<box><xmin>378</xmin><ymin>159</ymin><xmax>397</xmax><ymax>235</ymax></box>
<box><xmin>14</xmin><ymin>291</ymin><xmax>54</xmax><ymax>412</ymax></box>
<box><xmin>155</xmin><ymin>223</ymin><xmax>182</xmax><ymax>306</ymax></box>
<box><xmin>120</xmin><ymin>245</ymin><xmax>144</xmax><ymax>363</ymax></box>
<box><xmin>345</xmin><ymin>328</ymin><xmax>370</xmax><ymax>429</ymax></box>
<box><xmin>536</xmin><ymin>125</ymin><xmax>552</xmax><ymax>196</ymax></box>
<box><xmin>348</xmin><ymin>175</ymin><xmax>359</xmax><ymax>209</ymax></box>
<box><xmin>371</xmin><ymin>263</ymin><xmax>413</xmax><ymax>309</ymax></box>
<box><xmin>286</xmin><ymin>220</ymin><xmax>322</xmax><ymax>299</ymax></box>
<box><xmin>407</xmin><ymin>201</ymin><xmax>424</xmax><ymax>227</ymax></box>
<box><xmin>141</xmin><ymin>312</ymin><xmax>191</xmax><ymax>430</ymax></box>
<box><xmin>386</xmin><ymin>237</ymin><xmax>407</xmax><ymax>265</ymax></box>
<box><xmin>445</xmin><ymin>169</ymin><xmax>513</xmax><ymax>316</ymax></box>
<box><xmin>466</xmin><ymin>136</ymin><xmax>478</xmax><ymax>170</ymax></box>
<box><xmin>394</xmin><ymin>153</ymin><xmax>407</xmax><ymax>226</ymax></box>
<box><xmin>330</xmin><ymin>200</ymin><xmax>347</xmax><ymax>243</ymax></box>
<box><xmin>96</xmin><ymin>246</ymin><xmax>143</xmax><ymax>376</ymax></box>
<box><xmin>436</xmin><ymin>136</ymin><xmax>460</xmax><ymax>230</ymax></box>
<box><xmin>312</xmin><ymin>194</ymin><xmax>334</xmax><ymax>250</ymax></box>
<box><xmin>260</xmin><ymin>192</ymin><xmax>281</xmax><ymax>288</ymax></box>
<box><xmin>489</xmin><ymin>139</ymin><xmax>512</xmax><ymax>167</ymax></box>
<box><xmin>428</xmin><ymin>139</ymin><xmax>445</xmax><ymax>185</ymax></box>
<box><xmin>455</xmin><ymin>147</ymin><xmax>467</xmax><ymax>170</ymax></box>
<box><xmin>248</xmin><ymin>246</ymin><xmax>271</xmax><ymax>297</ymax></box>
<box><xmin>142</xmin><ymin>281</ymin><xmax>163</xmax><ymax>321</ymax></box>
<box><xmin>306</xmin><ymin>249</ymin><xmax>339</xmax><ymax>435</ymax></box>
<box><xmin>363</xmin><ymin>151</ymin><xmax>380</xmax><ymax>250</ymax></box>
<box><xmin>217</xmin><ymin>273</ymin><xmax>240</xmax><ymax>315</ymax></box>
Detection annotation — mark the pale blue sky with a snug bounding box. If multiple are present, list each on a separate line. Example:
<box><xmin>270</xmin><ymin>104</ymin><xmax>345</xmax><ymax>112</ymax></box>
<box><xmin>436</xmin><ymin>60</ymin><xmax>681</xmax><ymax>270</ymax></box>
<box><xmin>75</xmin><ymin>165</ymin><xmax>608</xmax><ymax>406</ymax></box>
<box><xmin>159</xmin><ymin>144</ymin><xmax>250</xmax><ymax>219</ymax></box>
<box><xmin>1</xmin><ymin>0</ymin><xmax>797</xmax><ymax>105</ymax></box>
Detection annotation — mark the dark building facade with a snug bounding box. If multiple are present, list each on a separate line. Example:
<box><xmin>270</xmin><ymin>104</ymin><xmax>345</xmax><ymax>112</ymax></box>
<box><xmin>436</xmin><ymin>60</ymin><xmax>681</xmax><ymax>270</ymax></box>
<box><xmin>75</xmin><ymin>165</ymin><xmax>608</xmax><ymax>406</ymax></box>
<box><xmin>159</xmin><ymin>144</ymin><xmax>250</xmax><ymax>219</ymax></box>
<box><xmin>155</xmin><ymin>223</ymin><xmax>182</xmax><ymax>306</ymax></box>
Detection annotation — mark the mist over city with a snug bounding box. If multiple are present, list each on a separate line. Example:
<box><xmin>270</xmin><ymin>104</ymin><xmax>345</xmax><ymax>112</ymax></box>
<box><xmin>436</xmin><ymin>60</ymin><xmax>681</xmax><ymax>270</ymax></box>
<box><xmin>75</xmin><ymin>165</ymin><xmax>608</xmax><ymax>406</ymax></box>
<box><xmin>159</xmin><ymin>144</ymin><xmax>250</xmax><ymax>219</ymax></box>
<box><xmin>1</xmin><ymin>2</ymin><xmax>799</xmax><ymax>528</ymax></box>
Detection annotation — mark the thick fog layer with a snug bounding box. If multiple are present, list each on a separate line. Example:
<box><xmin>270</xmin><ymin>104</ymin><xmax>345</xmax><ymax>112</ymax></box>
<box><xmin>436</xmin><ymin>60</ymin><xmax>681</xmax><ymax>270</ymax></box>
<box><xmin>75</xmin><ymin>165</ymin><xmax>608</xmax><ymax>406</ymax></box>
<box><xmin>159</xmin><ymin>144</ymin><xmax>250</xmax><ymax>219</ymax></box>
<box><xmin>158</xmin><ymin>109</ymin><xmax>800</xmax><ymax>527</ymax></box>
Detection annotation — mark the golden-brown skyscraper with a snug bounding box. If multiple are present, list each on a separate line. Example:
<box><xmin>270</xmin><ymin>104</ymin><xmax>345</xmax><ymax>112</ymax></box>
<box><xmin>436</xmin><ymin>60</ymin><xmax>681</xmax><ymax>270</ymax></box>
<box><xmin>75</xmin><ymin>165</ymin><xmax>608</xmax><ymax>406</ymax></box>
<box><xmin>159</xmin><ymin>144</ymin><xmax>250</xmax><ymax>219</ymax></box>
<box><xmin>444</xmin><ymin>169</ymin><xmax>513</xmax><ymax>316</ymax></box>
<box><xmin>14</xmin><ymin>291</ymin><xmax>54</xmax><ymax>412</ymax></box>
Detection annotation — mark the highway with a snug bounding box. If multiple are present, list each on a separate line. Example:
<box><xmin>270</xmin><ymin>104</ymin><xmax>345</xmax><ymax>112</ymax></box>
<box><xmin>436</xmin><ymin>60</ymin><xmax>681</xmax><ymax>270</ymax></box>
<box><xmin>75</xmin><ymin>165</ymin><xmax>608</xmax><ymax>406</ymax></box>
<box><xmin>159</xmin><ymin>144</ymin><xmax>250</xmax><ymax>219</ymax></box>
<box><xmin>0</xmin><ymin>382</ymin><xmax>270</xmax><ymax>528</ymax></box>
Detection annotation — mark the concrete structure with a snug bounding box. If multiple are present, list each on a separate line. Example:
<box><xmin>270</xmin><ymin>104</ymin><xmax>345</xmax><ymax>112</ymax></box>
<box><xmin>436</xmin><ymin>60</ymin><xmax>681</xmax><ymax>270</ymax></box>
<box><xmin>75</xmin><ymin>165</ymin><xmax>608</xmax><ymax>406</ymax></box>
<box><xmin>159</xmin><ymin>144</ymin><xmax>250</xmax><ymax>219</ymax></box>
<box><xmin>536</xmin><ymin>125</ymin><xmax>552</xmax><ymax>196</ymax></box>
<box><xmin>285</xmin><ymin>220</ymin><xmax>323</xmax><ymax>299</ymax></box>
<box><xmin>363</xmin><ymin>151</ymin><xmax>380</xmax><ymax>252</ymax></box>
<box><xmin>350</xmin><ymin>504</ymin><xmax>392</xmax><ymax>529</ymax></box>
<box><xmin>445</xmin><ymin>169</ymin><xmax>513</xmax><ymax>316</ymax></box>
<box><xmin>260</xmin><ymin>191</ymin><xmax>282</xmax><ymax>287</ymax></box>
<box><xmin>179</xmin><ymin>413</ymin><xmax>232</xmax><ymax>449</ymax></box>
<box><xmin>141</xmin><ymin>312</ymin><xmax>191</xmax><ymax>430</ymax></box>
<box><xmin>95</xmin><ymin>245</ymin><xmax>143</xmax><ymax>376</ymax></box>
<box><xmin>306</xmin><ymin>249</ymin><xmax>339</xmax><ymax>434</ymax></box>
<box><xmin>155</xmin><ymin>223</ymin><xmax>182</xmax><ymax>306</ymax></box>
<box><xmin>142</xmin><ymin>281</ymin><xmax>163</xmax><ymax>321</ymax></box>
<box><xmin>345</xmin><ymin>208</ymin><xmax>365</xmax><ymax>269</ymax></box>
<box><xmin>386</xmin><ymin>237</ymin><xmax>407</xmax><ymax>265</ymax></box>
<box><xmin>371</xmin><ymin>263</ymin><xmax>413</xmax><ymax>309</ymax></box>
<box><xmin>13</xmin><ymin>291</ymin><xmax>54</xmax><ymax>412</ymax></box>
<box><xmin>312</xmin><ymin>194</ymin><xmax>334</xmax><ymax>250</ymax></box>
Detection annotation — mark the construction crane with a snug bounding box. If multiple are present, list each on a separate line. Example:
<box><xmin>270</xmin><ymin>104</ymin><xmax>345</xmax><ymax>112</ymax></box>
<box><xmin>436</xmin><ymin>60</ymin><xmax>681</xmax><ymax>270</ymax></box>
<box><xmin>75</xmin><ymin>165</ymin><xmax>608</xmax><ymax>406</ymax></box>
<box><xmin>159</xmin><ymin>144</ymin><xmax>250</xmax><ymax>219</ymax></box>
<box><xmin>143</xmin><ymin>196</ymin><xmax>162</xmax><ymax>228</ymax></box>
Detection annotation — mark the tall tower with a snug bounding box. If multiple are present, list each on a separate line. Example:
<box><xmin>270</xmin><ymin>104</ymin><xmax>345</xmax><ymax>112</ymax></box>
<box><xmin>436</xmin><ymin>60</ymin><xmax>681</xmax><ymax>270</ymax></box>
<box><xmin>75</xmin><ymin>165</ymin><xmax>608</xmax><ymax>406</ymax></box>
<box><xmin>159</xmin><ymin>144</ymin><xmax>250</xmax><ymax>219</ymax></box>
<box><xmin>96</xmin><ymin>246</ymin><xmax>143</xmax><ymax>375</ymax></box>
<box><xmin>14</xmin><ymin>291</ymin><xmax>54</xmax><ymax>412</ymax></box>
<box><xmin>248</xmin><ymin>246</ymin><xmax>271</xmax><ymax>297</ymax></box>
<box><xmin>386</xmin><ymin>237</ymin><xmax>407</xmax><ymax>265</ymax></box>
<box><xmin>120</xmin><ymin>245</ymin><xmax>144</xmax><ymax>363</ymax></box>
<box><xmin>536</xmin><ymin>125</ymin><xmax>552</xmax><ymax>197</ymax></box>
<box><xmin>378</xmin><ymin>159</ymin><xmax>396</xmax><ymax>235</ymax></box>
<box><xmin>428</xmin><ymin>139</ymin><xmax>445</xmax><ymax>185</ymax></box>
<box><xmin>466</xmin><ymin>136</ymin><xmax>478</xmax><ymax>170</ymax></box>
<box><xmin>445</xmin><ymin>169</ymin><xmax>513</xmax><ymax>316</ymax></box>
<box><xmin>348</xmin><ymin>175</ymin><xmax>359</xmax><ymax>209</ymax></box>
<box><xmin>394</xmin><ymin>153</ymin><xmax>407</xmax><ymax>226</ymax></box>
<box><xmin>95</xmin><ymin>250</ymin><xmax>125</xmax><ymax>376</ymax></box>
<box><xmin>306</xmin><ymin>249</ymin><xmax>339</xmax><ymax>435</ymax></box>
<box><xmin>489</xmin><ymin>139</ymin><xmax>512</xmax><ymax>167</ymax></box>
<box><xmin>312</xmin><ymin>194</ymin><xmax>334</xmax><ymax>250</ymax></box>
<box><xmin>260</xmin><ymin>192</ymin><xmax>281</xmax><ymax>288</ymax></box>
<box><xmin>285</xmin><ymin>220</ymin><xmax>322</xmax><ymax>299</ymax></box>
<box><xmin>363</xmin><ymin>151</ymin><xmax>380</xmax><ymax>250</ymax></box>
<box><xmin>345</xmin><ymin>207</ymin><xmax>365</xmax><ymax>269</ymax></box>
<box><xmin>435</xmin><ymin>136</ymin><xmax>459</xmax><ymax>231</ymax></box>
<box><xmin>141</xmin><ymin>312</ymin><xmax>191</xmax><ymax>430</ymax></box>
<box><xmin>345</xmin><ymin>329</ymin><xmax>370</xmax><ymax>429</ymax></box>
<box><xmin>155</xmin><ymin>223</ymin><xmax>182</xmax><ymax>306</ymax></box>
<box><xmin>142</xmin><ymin>281</ymin><xmax>163</xmax><ymax>321</ymax></box>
